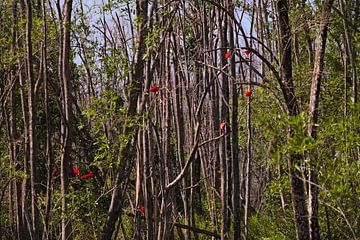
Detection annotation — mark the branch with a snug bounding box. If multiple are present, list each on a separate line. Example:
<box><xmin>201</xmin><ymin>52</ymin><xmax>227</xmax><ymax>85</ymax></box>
<box><xmin>198</xmin><ymin>132</ymin><xmax>227</xmax><ymax>148</ymax></box>
<box><xmin>234</xmin><ymin>47</ymin><xmax>281</xmax><ymax>83</ymax></box>
<box><xmin>165</xmin><ymin>123</ymin><xmax>200</xmax><ymax>191</ymax></box>
<box><xmin>319</xmin><ymin>200</ymin><xmax>357</xmax><ymax>240</ymax></box>
<box><xmin>172</xmin><ymin>222</ymin><xmax>221</xmax><ymax>239</ymax></box>
<box><xmin>165</xmin><ymin>125</ymin><xmax>227</xmax><ymax>192</ymax></box>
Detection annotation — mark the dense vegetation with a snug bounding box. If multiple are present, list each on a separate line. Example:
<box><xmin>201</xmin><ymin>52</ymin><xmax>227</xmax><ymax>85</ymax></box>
<box><xmin>0</xmin><ymin>0</ymin><xmax>359</xmax><ymax>239</ymax></box>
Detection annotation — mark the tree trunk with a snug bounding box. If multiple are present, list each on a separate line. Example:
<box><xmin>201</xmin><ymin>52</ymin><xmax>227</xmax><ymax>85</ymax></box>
<box><xmin>143</xmin><ymin>127</ymin><xmax>154</xmax><ymax>239</ymax></box>
<box><xmin>307</xmin><ymin>1</ymin><xmax>335</xmax><ymax>239</ymax></box>
<box><xmin>25</xmin><ymin>0</ymin><xmax>40</xmax><ymax>238</ymax></box>
<box><xmin>134</xmin><ymin>127</ymin><xmax>144</xmax><ymax>239</ymax></box>
<box><xmin>339</xmin><ymin>0</ymin><xmax>357</xmax><ymax>104</ymax></box>
<box><xmin>217</xmin><ymin>3</ymin><xmax>229</xmax><ymax>239</ymax></box>
<box><xmin>302</xmin><ymin>0</ymin><xmax>314</xmax><ymax>65</ymax></box>
<box><xmin>172</xmin><ymin>35</ymin><xmax>189</xmax><ymax>239</ymax></box>
<box><xmin>11</xmin><ymin>2</ymin><xmax>25</xmax><ymax>239</ymax></box>
<box><xmin>18</xmin><ymin>1</ymin><xmax>31</xmax><ymax>232</ymax></box>
<box><xmin>41</xmin><ymin>0</ymin><xmax>53</xmax><ymax>238</ymax></box>
<box><xmin>5</xmin><ymin>81</ymin><xmax>16</xmax><ymax>239</ymax></box>
<box><xmin>277</xmin><ymin>1</ymin><xmax>309</xmax><ymax>239</ymax></box>
<box><xmin>60</xmin><ymin>0</ymin><xmax>74</xmax><ymax>239</ymax></box>
<box><xmin>158</xmin><ymin>34</ymin><xmax>174</xmax><ymax>240</ymax></box>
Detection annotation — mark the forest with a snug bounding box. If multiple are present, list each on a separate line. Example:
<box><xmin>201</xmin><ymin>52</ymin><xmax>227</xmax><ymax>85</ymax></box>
<box><xmin>0</xmin><ymin>0</ymin><xmax>359</xmax><ymax>239</ymax></box>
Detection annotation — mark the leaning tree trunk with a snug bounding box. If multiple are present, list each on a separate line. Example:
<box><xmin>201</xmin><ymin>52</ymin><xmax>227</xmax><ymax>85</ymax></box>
<box><xmin>307</xmin><ymin>1</ymin><xmax>335</xmax><ymax>240</ymax></box>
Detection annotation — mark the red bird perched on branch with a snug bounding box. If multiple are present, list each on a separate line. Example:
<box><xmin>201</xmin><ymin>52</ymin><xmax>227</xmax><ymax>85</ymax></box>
<box><xmin>243</xmin><ymin>49</ymin><xmax>251</xmax><ymax>55</ymax></box>
<box><xmin>80</xmin><ymin>173</ymin><xmax>93</xmax><ymax>180</ymax></box>
<box><xmin>150</xmin><ymin>85</ymin><xmax>160</xmax><ymax>93</ymax></box>
<box><xmin>245</xmin><ymin>89</ymin><xmax>253</xmax><ymax>97</ymax></box>
<box><xmin>52</xmin><ymin>167</ymin><xmax>57</xmax><ymax>177</ymax></box>
<box><xmin>140</xmin><ymin>205</ymin><xmax>145</xmax><ymax>215</ymax></box>
<box><xmin>225</xmin><ymin>51</ymin><xmax>231</xmax><ymax>59</ymax></box>
<box><xmin>220</xmin><ymin>120</ymin><xmax>226</xmax><ymax>130</ymax></box>
<box><xmin>73</xmin><ymin>166</ymin><xmax>80</xmax><ymax>175</ymax></box>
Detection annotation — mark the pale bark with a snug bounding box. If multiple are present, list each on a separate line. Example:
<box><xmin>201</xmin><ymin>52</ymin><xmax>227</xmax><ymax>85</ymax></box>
<box><xmin>216</xmin><ymin>3</ymin><xmax>230</xmax><ymax>239</ymax></box>
<box><xmin>60</xmin><ymin>0</ymin><xmax>74</xmax><ymax>239</ymax></box>
<box><xmin>41</xmin><ymin>0</ymin><xmax>53</xmax><ymax>238</ymax></box>
<box><xmin>307</xmin><ymin>1</ymin><xmax>335</xmax><ymax>239</ymax></box>
<box><xmin>25</xmin><ymin>0</ymin><xmax>40</xmax><ymax>238</ymax></box>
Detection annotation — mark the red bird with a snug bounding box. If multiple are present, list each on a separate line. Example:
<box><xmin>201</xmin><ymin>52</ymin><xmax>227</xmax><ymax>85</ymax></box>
<box><xmin>225</xmin><ymin>51</ymin><xmax>231</xmax><ymax>59</ymax></box>
<box><xmin>243</xmin><ymin>49</ymin><xmax>251</xmax><ymax>55</ymax></box>
<box><xmin>80</xmin><ymin>173</ymin><xmax>94</xmax><ymax>180</ymax></box>
<box><xmin>220</xmin><ymin>121</ymin><xmax>226</xmax><ymax>130</ymax></box>
<box><xmin>52</xmin><ymin>167</ymin><xmax>57</xmax><ymax>177</ymax></box>
<box><xmin>245</xmin><ymin>89</ymin><xmax>253</xmax><ymax>97</ymax></box>
<box><xmin>140</xmin><ymin>205</ymin><xmax>145</xmax><ymax>215</ymax></box>
<box><xmin>73</xmin><ymin>166</ymin><xmax>80</xmax><ymax>175</ymax></box>
<box><xmin>150</xmin><ymin>85</ymin><xmax>160</xmax><ymax>93</ymax></box>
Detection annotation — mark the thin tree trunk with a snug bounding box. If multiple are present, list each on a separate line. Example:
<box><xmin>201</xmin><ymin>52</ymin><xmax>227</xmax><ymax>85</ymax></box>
<box><xmin>172</xmin><ymin>34</ymin><xmax>189</xmax><ymax>239</ymax></box>
<box><xmin>18</xmin><ymin>3</ymin><xmax>32</xmax><ymax>232</ymax></box>
<box><xmin>277</xmin><ymin>1</ymin><xmax>309</xmax><ymax>239</ymax></box>
<box><xmin>134</xmin><ymin>131</ymin><xmax>144</xmax><ymax>239</ymax></box>
<box><xmin>159</xmin><ymin>35</ymin><xmax>174</xmax><ymax>240</ymax></box>
<box><xmin>25</xmin><ymin>0</ymin><xmax>39</xmax><ymax>238</ymax></box>
<box><xmin>20</xmin><ymin>58</ymin><xmax>32</xmax><ymax>240</ymax></box>
<box><xmin>302</xmin><ymin>0</ymin><xmax>314</xmax><ymax>65</ymax></box>
<box><xmin>339</xmin><ymin>0</ymin><xmax>357</xmax><ymax>104</ymax></box>
<box><xmin>307</xmin><ymin>1</ymin><xmax>335</xmax><ymax>240</ymax></box>
<box><xmin>143</xmin><ymin>127</ymin><xmax>154</xmax><ymax>239</ymax></box>
<box><xmin>217</xmin><ymin>3</ymin><xmax>229</xmax><ymax>239</ymax></box>
<box><xmin>42</xmin><ymin>0</ymin><xmax>53</xmax><ymax>238</ymax></box>
<box><xmin>5</xmin><ymin>86</ymin><xmax>15</xmax><ymax>239</ymax></box>
<box><xmin>142</xmin><ymin>25</ymin><xmax>155</xmax><ymax>238</ymax></box>
<box><xmin>244</xmin><ymin>85</ymin><xmax>252</xmax><ymax>240</ymax></box>
<box><xmin>11</xmin><ymin>2</ymin><xmax>25</xmax><ymax>238</ymax></box>
<box><xmin>325</xmin><ymin>206</ymin><xmax>332</xmax><ymax>240</ymax></box>
<box><xmin>228</xmin><ymin>0</ymin><xmax>241</xmax><ymax>238</ymax></box>
<box><xmin>244</xmin><ymin>2</ymin><xmax>256</xmax><ymax>238</ymax></box>
<box><xmin>60</xmin><ymin>0</ymin><xmax>74</xmax><ymax>239</ymax></box>
<box><xmin>201</xmin><ymin>2</ymin><xmax>219</xmax><ymax>235</ymax></box>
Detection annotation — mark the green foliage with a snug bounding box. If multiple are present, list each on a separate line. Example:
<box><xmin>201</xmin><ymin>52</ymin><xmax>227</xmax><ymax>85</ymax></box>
<box><xmin>83</xmin><ymin>89</ymin><xmax>126</xmax><ymax>169</ymax></box>
<box><xmin>314</xmin><ymin>104</ymin><xmax>360</xmax><ymax>238</ymax></box>
<box><xmin>283</xmin><ymin>113</ymin><xmax>316</xmax><ymax>154</ymax></box>
<box><xmin>249</xmin><ymin>213</ymin><xmax>294</xmax><ymax>240</ymax></box>
<box><xmin>103</xmin><ymin>47</ymin><xmax>129</xmax><ymax>83</ymax></box>
<box><xmin>143</xmin><ymin>24</ymin><xmax>164</xmax><ymax>60</ymax></box>
<box><xmin>102</xmin><ymin>0</ymin><xmax>132</xmax><ymax>13</ymax></box>
<box><xmin>69</xmin><ymin>182</ymin><xmax>106</xmax><ymax>239</ymax></box>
